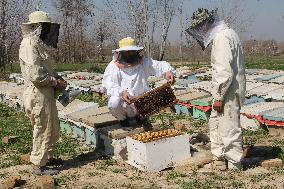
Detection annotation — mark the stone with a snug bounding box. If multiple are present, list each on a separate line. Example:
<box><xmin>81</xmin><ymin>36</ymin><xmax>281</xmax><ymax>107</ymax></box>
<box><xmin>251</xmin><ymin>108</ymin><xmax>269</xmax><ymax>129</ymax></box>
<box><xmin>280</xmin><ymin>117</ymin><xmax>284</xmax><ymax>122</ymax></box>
<box><xmin>175</xmin><ymin>151</ymin><xmax>213</xmax><ymax>172</ymax></box>
<box><xmin>2</xmin><ymin>175</ymin><xmax>21</xmax><ymax>189</ymax></box>
<box><xmin>2</xmin><ymin>136</ymin><xmax>18</xmax><ymax>144</ymax></box>
<box><xmin>174</xmin><ymin>122</ymin><xmax>186</xmax><ymax>132</ymax></box>
<box><xmin>0</xmin><ymin>128</ymin><xmax>2</xmax><ymax>132</ymax></box>
<box><xmin>20</xmin><ymin>154</ymin><xmax>31</xmax><ymax>165</ymax></box>
<box><xmin>39</xmin><ymin>176</ymin><xmax>54</xmax><ymax>189</ymax></box>
<box><xmin>261</xmin><ymin>158</ymin><xmax>283</xmax><ymax>168</ymax></box>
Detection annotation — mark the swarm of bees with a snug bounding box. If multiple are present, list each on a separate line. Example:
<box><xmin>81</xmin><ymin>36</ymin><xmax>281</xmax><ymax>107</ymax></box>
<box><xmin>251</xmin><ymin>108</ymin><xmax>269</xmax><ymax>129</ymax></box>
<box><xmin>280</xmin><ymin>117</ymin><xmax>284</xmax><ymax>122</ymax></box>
<box><xmin>131</xmin><ymin>129</ymin><xmax>182</xmax><ymax>143</ymax></box>
<box><xmin>131</xmin><ymin>83</ymin><xmax>176</xmax><ymax>117</ymax></box>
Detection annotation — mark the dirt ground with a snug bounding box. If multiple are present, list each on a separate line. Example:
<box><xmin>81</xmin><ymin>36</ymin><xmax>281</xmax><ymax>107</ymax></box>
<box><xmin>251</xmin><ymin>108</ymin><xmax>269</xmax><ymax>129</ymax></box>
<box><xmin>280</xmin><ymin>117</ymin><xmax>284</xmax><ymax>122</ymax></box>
<box><xmin>1</xmin><ymin>108</ymin><xmax>284</xmax><ymax>188</ymax></box>
<box><xmin>1</xmin><ymin>146</ymin><xmax>284</xmax><ymax>189</ymax></box>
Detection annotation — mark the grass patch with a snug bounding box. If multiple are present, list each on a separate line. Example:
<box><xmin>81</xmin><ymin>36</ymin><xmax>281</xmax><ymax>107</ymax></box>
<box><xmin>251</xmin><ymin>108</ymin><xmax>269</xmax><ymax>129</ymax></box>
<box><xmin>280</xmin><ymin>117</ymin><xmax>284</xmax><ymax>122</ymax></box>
<box><xmin>246</xmin><ymin>56</ymin><xmax>284</xmax><ymax>70</ymax></box>
<box><xmin>95</xmin><ymin>159</ymin><xmax>117</xmax><ymax>171</ymax></box>
<box><xmin>242</xmin><ymin>128</ymin><xmax>269</xmax><ymax>146</ymax></box>
<box><xmin>77</xmin><ymin>93</ymin><xmax>108</xmax><ymax>107</ymax></box>
<box><xmin>55</xmin><ymin>174</ymin><xmax>77</xmax><ymax>188</ymax></box>
<box><xmin>180</xmin><ymin>179</ymin><xmax>217</xmax><ymax>189</ymax></box>
<box><xmin>0</xmin><ymin>104</ymin><xmax>32</xmax><ymax>168</ymax></box>
<box><xmin>6</xmin><ymin>62</ymin><xmax>107</xmax><ymax>74</ymax></box>
<box><xmin>111</xmin><ymin>168</ymin><xmax>126</xmax><ymax>174</ymax></box>
<box><xmin>272</xmin><ymin>139</ymin><xmax>284</xmax><ymax>162</ymax></box>
<box><xmin>166</xmin><ymin>171</ymin><xmax>187</xmax><ymax>181</ymax></box>
<box><xmin>0</xmin><ymin>103</ymin><xmax>90</xmax><ymax>168</ymax></box>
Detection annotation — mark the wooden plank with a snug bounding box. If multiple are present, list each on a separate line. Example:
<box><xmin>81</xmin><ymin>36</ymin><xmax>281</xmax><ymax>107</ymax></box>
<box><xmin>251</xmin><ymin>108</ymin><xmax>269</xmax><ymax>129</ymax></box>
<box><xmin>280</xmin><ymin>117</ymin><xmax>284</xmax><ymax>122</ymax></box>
<box><xmin>67</xmin><ymin>106</ymin><xmax>119</xmax><ymax>128</ymax></box>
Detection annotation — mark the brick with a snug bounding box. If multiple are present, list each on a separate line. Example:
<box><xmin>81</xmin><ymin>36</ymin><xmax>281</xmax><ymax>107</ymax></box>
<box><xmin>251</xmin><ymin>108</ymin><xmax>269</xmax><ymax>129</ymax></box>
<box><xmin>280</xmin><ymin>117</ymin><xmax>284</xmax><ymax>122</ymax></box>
<box><xmin>39</xmin><ymin>176</ymin><xmax>54</xmax><ymax>189</ymax></box>
<box><xmin>2</xmin><ymin>136</ymin><xmax>18</xmax><ymax>144</ymax></box>
<box><xmin>261</xmin><ymin>158</ymin><xmax>283</xmax><ymax>168</ymax></box>
<box><xmin>2</xmin><ymin>175</ymin><xmax>21</xmax><ymax>189</ymax></box>
<box><xmin>20</xmin><ymin>154</ymin><xmax>31</xmax><ymax>165</ymax></box>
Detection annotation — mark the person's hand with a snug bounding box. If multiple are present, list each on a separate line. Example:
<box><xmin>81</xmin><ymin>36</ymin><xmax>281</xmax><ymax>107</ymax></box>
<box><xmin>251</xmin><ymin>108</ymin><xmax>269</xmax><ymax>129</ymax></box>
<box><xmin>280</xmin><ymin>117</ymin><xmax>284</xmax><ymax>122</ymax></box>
<box><xmin>122</xmin><ymin>90</ymin><xmax>132</xmax><ymax>104</ymax></box>
<box><xmin>165</xmin><ymin>71</ymin><xmax>175</xmax><ymax>85</ymax></box>
<box><xmin>56</xmin><ymin>79</ymin><xmax>67</xmax><ymax>90</ymax></box>
<box><xmin>213</xmin><ymin>101</ymin><xmax>224</xmax><ymax>113</ymax></box>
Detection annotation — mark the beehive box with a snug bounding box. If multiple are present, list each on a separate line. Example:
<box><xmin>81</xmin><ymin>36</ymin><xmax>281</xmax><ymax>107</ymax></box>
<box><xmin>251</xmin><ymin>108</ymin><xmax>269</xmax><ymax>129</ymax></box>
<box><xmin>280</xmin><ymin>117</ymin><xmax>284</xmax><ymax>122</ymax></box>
<box><xmin>131</xmin><ymin>83</ymin><xmax>176</xmax><ymax>117</ymax></box>
<box><xmin>67</xmin><ymin>106</ymin><xmax>119</xmax><ymax>128</ymax></box>
<box><xmin>126</xmin><ymin>129</ymin><xmax>190</xmax><ymax>172</ymax></box>
<box><xmin>193</xmin><ymin>108</ymin><xmax>211</xmax><ymax>120</ymax></box>
<box><xmin>175</xmin><ymin>104</ymin><xmax>192</xmax><ymax>116</ymax></box>
<box><xmin>191</xmin><ymin>97</ymin><xmax>213</xmax><ymax>120</ymax></box>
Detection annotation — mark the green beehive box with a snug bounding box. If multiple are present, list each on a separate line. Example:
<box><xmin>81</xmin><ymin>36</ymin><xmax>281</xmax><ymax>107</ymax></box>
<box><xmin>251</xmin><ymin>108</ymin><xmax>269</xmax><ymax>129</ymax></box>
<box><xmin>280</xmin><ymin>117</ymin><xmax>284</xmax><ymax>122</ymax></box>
<box><xmin>193</xmin><ymin>107</ymin><xmax>211</xmax><ymax>120</ymax></box>
<box><xmin>190</xmin><ymin>97</ymin><xmax>213</xmax><ymax>107</ymax></box>
<box><xmin>59</xmin><ymin>120</ymin><xmax>72</xmax><ymax>134</ymax></box>
<box><xmin>191</xmin><ymin>97</ymin><xmax>213</xmax><ymax>120</ymax></box>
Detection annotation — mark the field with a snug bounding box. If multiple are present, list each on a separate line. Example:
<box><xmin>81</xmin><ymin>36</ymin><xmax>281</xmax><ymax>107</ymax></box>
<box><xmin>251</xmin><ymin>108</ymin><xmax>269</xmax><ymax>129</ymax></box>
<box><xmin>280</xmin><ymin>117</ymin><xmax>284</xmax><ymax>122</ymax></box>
<box><xmin>1</xmin><ymin>56</ymin><xmax>284</xmax><ymax>188</ymax></box>
<box><xmin>1</xmin><ymin>104</ymin><xmax>284</xmax><ymax>188</ymax></box>
<box><xmin>5</xmin><ymin>56</ymin><xmax>284</xmax><ymax>75</ymax></box>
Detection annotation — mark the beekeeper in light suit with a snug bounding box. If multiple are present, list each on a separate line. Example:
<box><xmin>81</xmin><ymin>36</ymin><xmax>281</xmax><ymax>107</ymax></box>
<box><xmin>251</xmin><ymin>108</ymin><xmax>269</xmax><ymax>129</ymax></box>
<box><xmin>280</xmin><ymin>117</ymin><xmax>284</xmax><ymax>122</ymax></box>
<box><xmin>19</xmin><ymin>11</ymin><xmax>67</xmax><ymax>175</ymax></box>
<box><xmin>102</xmin><ymin>37</ymin><xmax>175</xmax><ymax>131</ymax></box>
<box><xmin>186</xmin><ymin>8</ymin><xmax>246</xmax><ymax>170</ymax></box>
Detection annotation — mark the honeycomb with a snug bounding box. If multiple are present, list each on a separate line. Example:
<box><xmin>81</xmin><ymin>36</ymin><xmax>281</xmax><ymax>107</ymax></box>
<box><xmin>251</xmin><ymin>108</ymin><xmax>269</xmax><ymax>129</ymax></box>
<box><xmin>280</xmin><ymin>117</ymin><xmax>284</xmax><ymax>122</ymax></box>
<box><xmin>131</xmin><ymin>83</ymin><xmax>176</xmax><ymax>117</ymax></box>
<box><xmin>131</xmin><ymin>129</ymin><xmax>182</xmax><ymax>143</ymax></box>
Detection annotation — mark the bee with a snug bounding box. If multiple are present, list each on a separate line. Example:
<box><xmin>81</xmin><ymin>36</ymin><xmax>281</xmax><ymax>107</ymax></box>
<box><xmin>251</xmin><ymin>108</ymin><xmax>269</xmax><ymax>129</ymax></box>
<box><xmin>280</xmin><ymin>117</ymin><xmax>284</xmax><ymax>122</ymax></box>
<box><xmin>131</xmin><ymin>83</ymin><xmax>176</xmax><ymax>117</ymax></box>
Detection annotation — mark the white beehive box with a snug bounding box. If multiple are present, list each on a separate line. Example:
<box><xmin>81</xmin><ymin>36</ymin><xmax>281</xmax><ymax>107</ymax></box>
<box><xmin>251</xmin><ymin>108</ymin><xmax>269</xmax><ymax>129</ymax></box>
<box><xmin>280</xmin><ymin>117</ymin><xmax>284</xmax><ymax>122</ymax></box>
<box><xmin>126</xmin><ymin>134</ymin><xmax>191</xmax><ymax>172</ymax></box>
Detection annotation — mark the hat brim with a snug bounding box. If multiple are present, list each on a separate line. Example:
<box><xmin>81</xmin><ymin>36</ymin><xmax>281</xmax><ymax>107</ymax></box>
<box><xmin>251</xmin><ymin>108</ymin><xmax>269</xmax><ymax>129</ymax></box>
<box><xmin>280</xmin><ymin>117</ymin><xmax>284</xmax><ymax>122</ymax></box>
<box><xmin>22</xmin><ymin>21</ymin><xmax>55</xmax><ymax>25</ymax></box>
<box><xmin>112</xmin><ymin>46</ymin><xmax>144</xmax><ymax>53</ymax></box>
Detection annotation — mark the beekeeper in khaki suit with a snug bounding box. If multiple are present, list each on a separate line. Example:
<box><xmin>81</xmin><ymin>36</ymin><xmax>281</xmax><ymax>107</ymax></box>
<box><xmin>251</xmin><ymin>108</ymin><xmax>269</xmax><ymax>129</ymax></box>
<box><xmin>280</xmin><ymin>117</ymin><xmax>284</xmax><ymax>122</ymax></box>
<box><xmin>19</xmin><ymin>11</ymin><xmax>67</xmax><ymax>175</ymax></box>
<box><xmin>186</xmin><ymin>8</ymin><xmax>246</xmax><ymax>170</ymax></box>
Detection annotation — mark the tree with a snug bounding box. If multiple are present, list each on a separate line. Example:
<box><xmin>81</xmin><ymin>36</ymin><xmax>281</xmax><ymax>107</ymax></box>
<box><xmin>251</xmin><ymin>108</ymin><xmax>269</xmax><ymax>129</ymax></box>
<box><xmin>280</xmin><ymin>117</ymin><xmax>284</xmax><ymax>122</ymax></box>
<box><xmin>178</xmin><ymin>2</ymin><xmax>184</xmax><ymax>64</ymax></box>
<box><xmin>0</xmin><ymin>0</ymin><xmax>33</xmax><ymax>72</ymax></box>
<box><xmin>53</xmin><ymin>0</ymin><xmax>95</xmax><ymax>63</ymax></box>
<box><xmin>158</xmin><ymin>0</ymin><xmax>176</xmax><ymax>61</ymax></box>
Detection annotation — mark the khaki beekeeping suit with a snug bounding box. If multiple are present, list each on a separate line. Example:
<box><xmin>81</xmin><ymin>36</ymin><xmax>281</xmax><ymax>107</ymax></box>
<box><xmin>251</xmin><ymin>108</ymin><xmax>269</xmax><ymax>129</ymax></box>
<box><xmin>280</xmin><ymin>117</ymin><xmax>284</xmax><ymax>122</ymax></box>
<box><xmin>19</xmin><ymin>11</ymin><xmax>61</xmax><ymax>173</ymax></box>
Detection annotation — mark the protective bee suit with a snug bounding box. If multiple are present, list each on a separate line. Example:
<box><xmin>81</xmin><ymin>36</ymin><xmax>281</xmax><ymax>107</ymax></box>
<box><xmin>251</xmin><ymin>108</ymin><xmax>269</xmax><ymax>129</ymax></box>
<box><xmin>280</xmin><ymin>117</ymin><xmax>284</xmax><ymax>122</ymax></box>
<box><xmin>19</xmin><ymin>11</ymin><xmax>60</xmax><ymax>169</ymax></box>
<box><xmin>103</xmin><ymin>57</ymin><xmax>174</xmax><ymax>121</ymax></box>
<box><xmin>187</xmin><ymin>9</ymin><xmax>246</xmax><ymax>169</ymax></box>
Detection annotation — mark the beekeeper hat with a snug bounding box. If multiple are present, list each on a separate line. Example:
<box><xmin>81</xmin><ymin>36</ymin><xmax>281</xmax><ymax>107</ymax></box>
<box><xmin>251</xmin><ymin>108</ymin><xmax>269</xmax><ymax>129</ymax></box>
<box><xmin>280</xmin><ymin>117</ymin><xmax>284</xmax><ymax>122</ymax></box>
<box><xmin>22</xmin><ymin>11</ymin><xmax>55</xmax><ymax>25</ymax></box>
<box><xmin>113</xmin><ymin>37</ymin><xmax>144</xmax><ymax>52</ymax></box>
<box><xmin>190</xmin><ymin>8</ymin><xmax>217</xmax><ymax>29</ymax></box>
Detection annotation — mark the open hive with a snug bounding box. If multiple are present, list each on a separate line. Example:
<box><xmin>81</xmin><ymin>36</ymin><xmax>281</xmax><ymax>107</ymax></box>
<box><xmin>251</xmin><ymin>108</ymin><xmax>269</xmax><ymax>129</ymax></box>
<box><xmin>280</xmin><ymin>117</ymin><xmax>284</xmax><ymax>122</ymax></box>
<box><xmin>131</xmin><ymin>83</ymin><xmax>176</xmax><ymax>117</ymax></box>
<box><xmin>131</xmin><ymin>129</ymin><xmax>182</xmax><ymax>143</ymax></box>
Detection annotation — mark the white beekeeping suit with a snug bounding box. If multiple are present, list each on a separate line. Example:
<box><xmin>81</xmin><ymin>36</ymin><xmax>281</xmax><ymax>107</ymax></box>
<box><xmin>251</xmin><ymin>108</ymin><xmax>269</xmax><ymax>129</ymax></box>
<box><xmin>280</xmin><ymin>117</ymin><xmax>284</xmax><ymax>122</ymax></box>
<box><xmin>19</xmin><ymin>11</ymin><xmax>63</xmax><ymax>175</ymax></box>
<box><xmin>103</xmin><ymin>58</ymin><xmax>174</xmax><ymax>121</ymax></box>
<box><xmin>186</xmin><ymin>8</ymin><xmax>246</xmax><ymax>170</ymax></box>
<box><xmin>209</xmin><ymin>22</ymin><xmax>246</xmax><ymax>169</ymax></box>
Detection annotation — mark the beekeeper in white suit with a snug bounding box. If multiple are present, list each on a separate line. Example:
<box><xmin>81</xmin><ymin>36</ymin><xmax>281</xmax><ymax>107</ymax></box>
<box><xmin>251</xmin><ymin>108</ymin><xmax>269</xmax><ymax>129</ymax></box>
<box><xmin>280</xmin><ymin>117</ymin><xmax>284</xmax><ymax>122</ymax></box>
<box><xmin>19</xmin><ymin>11</ymin><xmax>67</xmax><ymax>175</ymax></box>
<box><xmin>186</xmin><ymin>8</ymin><xmax>246</xmax><ymax>170</ymax></box>
<box><xmin>102</xmin><ymin>37</ymin><xmax>175</xmax><ymax>131</ymax></box>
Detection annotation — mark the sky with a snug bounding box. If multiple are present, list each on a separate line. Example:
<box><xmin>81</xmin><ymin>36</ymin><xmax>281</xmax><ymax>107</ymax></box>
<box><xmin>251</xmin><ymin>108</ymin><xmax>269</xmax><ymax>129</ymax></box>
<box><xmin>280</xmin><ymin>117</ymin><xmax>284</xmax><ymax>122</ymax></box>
<box><xmin>40</xmin><ymin>0</ymin><xmax>284</xmax><ymax>42</ymax></box>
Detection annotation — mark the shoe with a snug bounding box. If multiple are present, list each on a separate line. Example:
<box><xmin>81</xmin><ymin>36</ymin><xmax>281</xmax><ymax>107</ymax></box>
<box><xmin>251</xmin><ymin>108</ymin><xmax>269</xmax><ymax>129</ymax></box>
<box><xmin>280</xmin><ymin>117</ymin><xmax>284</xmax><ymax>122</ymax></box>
<box><xmin>46</xmin><ymin>158</ymin><xmax>63</xmax><ymax>166</ymax></box>
<box><xmin>120</xmin><ymin>119</ymin><xmax>130</xmax><ymax>127</ymax></box>
<box><xmin>228</xmin><ymin>161</ymin><xmax>243</xmax><ymax>171</ymax></box>
<box><xmin>33</xmin><ymin>166</ymin><xmax>60</xmax><ymax>176</ymax></box>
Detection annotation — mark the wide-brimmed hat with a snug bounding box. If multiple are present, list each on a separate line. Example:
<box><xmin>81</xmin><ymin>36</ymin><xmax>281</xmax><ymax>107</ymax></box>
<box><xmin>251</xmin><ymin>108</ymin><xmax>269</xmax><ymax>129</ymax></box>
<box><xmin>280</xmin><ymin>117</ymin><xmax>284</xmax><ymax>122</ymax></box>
<box><xmin>22</xmin><ymin>11</ymin><xmax>55</xmax><ymax>25</ymax></box>
<box><xmin>113</xmin><ymin>37</ymin><xmax>144</xmax><ymax>52</ymax></box>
